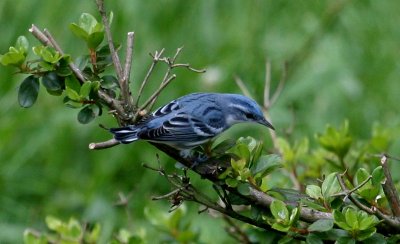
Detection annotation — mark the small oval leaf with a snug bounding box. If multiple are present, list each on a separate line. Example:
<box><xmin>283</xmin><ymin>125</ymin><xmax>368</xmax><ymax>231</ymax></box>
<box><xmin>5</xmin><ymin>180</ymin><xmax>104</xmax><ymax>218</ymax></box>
<box><xmin>18</xmin><ymin>76</ymin><xmax>39</xmax><ymax>108</ymax></box>
<box><xmin>308</xmin><ymin>219</ymin><xmax>334</xmax><ymax>232</ymax></box>
<box><xmin>77</xmin><ymin>106</ymin><xmax>95</xmax><ymax>124</ymax></box>
<box><xmin>42</xmin><ymin>72</ymin><xmax>63</xmax><ymax>92</ymax></box>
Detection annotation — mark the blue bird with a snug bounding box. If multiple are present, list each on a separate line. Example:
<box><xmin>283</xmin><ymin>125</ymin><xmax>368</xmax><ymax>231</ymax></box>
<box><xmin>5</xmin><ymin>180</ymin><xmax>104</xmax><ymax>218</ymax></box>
<box><xmin>110</xmin><ymin>93</ymin><xmax>274</xmax><ymax>152</ymax></box>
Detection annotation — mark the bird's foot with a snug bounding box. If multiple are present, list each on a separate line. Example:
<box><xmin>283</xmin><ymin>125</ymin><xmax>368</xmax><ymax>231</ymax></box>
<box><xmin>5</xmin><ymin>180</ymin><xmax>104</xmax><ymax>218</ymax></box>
<box><xmin>179</xmin><ymin>149</ymin><xmax>209</xmax><ymax>169</ymax></box>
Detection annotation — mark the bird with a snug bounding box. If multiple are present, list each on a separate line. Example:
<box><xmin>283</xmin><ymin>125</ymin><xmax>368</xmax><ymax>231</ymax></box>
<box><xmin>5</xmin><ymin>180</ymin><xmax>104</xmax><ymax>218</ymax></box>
<box><xmin>110</xmin><ymin>93</ymin><xmax>274</xmax><ymax>155</ymax></box>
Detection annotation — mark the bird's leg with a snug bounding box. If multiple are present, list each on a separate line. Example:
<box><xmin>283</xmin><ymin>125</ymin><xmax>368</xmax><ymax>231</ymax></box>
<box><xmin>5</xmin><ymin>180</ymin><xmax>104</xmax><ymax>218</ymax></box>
<box><xmin>179</xmin><ymin>149</ymin><xmax>209</xmax><ymax>168</ymax></box>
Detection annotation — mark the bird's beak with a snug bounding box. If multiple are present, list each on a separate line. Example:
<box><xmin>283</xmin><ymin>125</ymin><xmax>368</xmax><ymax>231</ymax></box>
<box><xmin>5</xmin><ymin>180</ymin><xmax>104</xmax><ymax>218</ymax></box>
<box><xmin>260</xmin><ymin>118</ymin><xmax>275</xmax><ymax>130</ymax></box>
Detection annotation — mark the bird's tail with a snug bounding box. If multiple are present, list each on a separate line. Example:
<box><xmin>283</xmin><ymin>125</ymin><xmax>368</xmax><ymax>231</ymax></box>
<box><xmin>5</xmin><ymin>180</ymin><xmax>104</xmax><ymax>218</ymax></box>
<box><xmin>110</xmin><ymin>126</ymin><xmax>140</xmax><ymax>144</ymax></box>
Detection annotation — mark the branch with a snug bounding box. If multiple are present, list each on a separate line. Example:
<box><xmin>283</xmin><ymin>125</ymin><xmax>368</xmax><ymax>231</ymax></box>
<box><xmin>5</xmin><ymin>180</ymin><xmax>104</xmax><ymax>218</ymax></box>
<box><xmin>247</xmin><ymin>187</ymin><xmax>332</xmax><ymax>223</ymax></box>
<box><xmin>30</xmin><ymin>25</ymin><xmax>85</xmax><ymax>83</ymax></box>
<box><xmin>120</xmin><ymin>31</ymin><xmax>135</xmax><ymax>112</ymax></box>
<box><xmin>95</xmin><ymin>0</ymin><xmax>123</xmax><ymax>81</ymax></box>
<box><xmin>29</xmin><ymin>24</ymin><xmax>128</xmax><ymax>119</ymax></box>
<box><xmin>381</xmin><ymin>155</ymin><xmax>400</xmax><ymax>217</ymax></box>
<box><xmin>135</xmin><ymin>49</ymin><xmax>165</xmax><ymax>106</ymax></box>
<box><xmin>89</xmin><ymin>138</ymin><xmax>119</xmax><ymax>150</ymax></box>
<box><xmin>336</xmin><ymin>172</ymin><xmax>400</xmax><ymax>230</ymax></box>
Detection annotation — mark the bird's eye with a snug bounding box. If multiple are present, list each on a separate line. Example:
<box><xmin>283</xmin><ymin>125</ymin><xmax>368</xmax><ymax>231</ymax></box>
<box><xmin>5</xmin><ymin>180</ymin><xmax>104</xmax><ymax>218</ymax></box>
<box><xmin>245</xmin><ymin>113</ymin><xmax>256</xmax><ymax>120</ymax></box>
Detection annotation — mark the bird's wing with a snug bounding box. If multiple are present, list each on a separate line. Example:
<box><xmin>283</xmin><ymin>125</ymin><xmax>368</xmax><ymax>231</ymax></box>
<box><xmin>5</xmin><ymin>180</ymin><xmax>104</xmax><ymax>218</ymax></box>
<box><xmin>137</xmin><ymin>112</ymin><xmax>220</xmax><ymax>146</ymax></box>
<box><xmin>152</xmin><ymin>100</ymin><xmax>180</xmax><ymax>117</ymax></box>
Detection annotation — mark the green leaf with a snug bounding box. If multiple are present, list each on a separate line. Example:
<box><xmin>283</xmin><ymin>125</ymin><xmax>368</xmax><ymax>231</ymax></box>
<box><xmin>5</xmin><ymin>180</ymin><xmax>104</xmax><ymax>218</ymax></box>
<box><xmin>77</xmin><ymin>105</ymin><xmax>96</xmax><ymax>124</ymax></box>
<box><xmin>225</xmin><ymin>178</ymin><xmax>238</xmax><ymax>187</ymax></box>
<box><xmin>359</xmin><ymin>214</ymin><xmax>379</xmax><ymax>231</ymax></box>
<box><xmin>306</xmin><ymin>233</ymin><xmax>324</xmax><ymax>244</ymax></box>
<box><xmin>42</xmin><ymin>72</ymin><xmax>63</xmax><ymax>92</ymax></box>
<box><xmin>45</xmin><ymin>215</ymin><xmax>63</xmax><ymax>231</ymax></box>
<box><xmin>84</xmin><ymin>223</ymin><xmax>101</xmax><ymax>243</ymax></box>
<box><xmin>363</xmin><ymin>233</ymin><xmax>386</xmax><ymax>244</ymax></box>
<box><xmin>354</xmin><ymin>168</ymin><xmax>370</xmax><ymax>185</ymax></box>
<box><xmin>344</xmin><ymin>208</ymin><xmax>358</xmax><ymax>230</ymax></box>
<box><xmin>79</xmin><ymin>13</ymin><xmax>100</xmax><ymax>34</ymax></box>
<box><xmin>321</xmin><ymin>173</ymin><xmax>341</xmax><ymax>202</ymax></box>
<box><xmin>301</xmin><ymin>199</ymin><xmax>327</xmax><ymax>212</ymax></box>
<box><xmin>168</xmin><ymin>207</ymin><xmax>184</xmax><ymax>230</ymax></box>
<box><xmin>68</xmin><ymin>218</ymin><xmax>82</xmax><ymax>239</ymax></box>
<box><xmin>69</xmin><ymin>23</ymin><xmax>89</xmax><ymax>40</ymax></box>
<box><xmin>0</xmin><ymin>50</ymin><xmax>25</xmax><ymax>66</ymax></box>
<box><xmin>66</xmin><ymin>87</ymin><xmax>81</xmax><ymax>101</ymax></box>
<box><xmin>232</xmin><ymin>143</ymin><xmax>251</xmax><ymax>162</ymax></box>
<box><xmin>333</xmin><ymin>210</ymin><xmax>351</xmax><ymax>231</ymax></box>
<box><xmin>306</xmin><ymin>185</ymin><xmax>323</xmax><ymax>200</ymax></box>
<box><xmin>237</xmin><ymin>182</ymin><xmax>251</xmax><ymax>196</ymax></box>
<box><xmin>23</xmin><ymin>229</ymin><xmax>44</xmax><ymax>244</ymax></box>
<box><xmin>308</xmin><ymin>219</ymin><xmax>334</xmax><ymax>232</ymax></box>
<box><xmin>316</xmin><ymin>121</ymin><xmax>352</xmax><ymax>160</ymax></box>
<box><xmin>270</xmin><ymin>200</ymin><xmax>289</xmax><ymax>223</ymax></box>
<box><xmin>289</xmin><ymin>207</ymin><xmax>299</xmax><ymax>226</ymax></box>
<box><xmin>87</xmin><ymin>31</ymin><xmax>104</xmax><ymax>49</ymax></box>
<box><xmin>272</xmin><ymin>223</ymin><xmax>290</xmax><ymax>232</ymax></box>
<box><xmin>211</xmin><ymin>139</ymin><xmax>236</xmax><ymax>154</ymax></box>
<box><xmin>336</xmin><ymin>237</ymin><xmax>356</xmax><ymax>244</ymax></box>
<box><xmin>80</xmin><ymin>82</ymin><xmax>92</xmax><ymax>98</ymax></box>
<box><xmin>231</xmin><ymin>158</ymin><xmax>246</xmax><ymax>172</ymax></box>
<box><xmin>16</xmin><ymin>35</ymin><xmax>29</xmax><ymax>54</ymax></box>
<box><xmin>357</xmin><ymin>228</ymin><xmax>377</xmax><ymax>241</ymax></box>
<box><xmin>18</xmin><ymin>76</ymin><xmax>39</xmax><ymax>108</ymax></box>
<box><xmin>75</xmin><ymin>56</ymin><xmax>89</xmax><ymax>71</ymax></box>
<box><xmin>251</xmin><ymin>154</ymin><xmax>282</xmax><ymax>177</ymax></box>
<box><xmin>65</xmin><ymin>76</ymin><xmax>81</xmax><ymax>93</ymax></box>
<box><xmin>371</xmin><ymin>166</ymin><xmax>385</xmax><ymax>186</ymax></box>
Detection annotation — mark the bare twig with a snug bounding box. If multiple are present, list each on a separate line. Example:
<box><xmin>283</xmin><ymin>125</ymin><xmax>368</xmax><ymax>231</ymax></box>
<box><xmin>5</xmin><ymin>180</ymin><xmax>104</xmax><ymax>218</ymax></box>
<box><xmin>270</xmin><ymin>62</ymin><xmax>288</xmax><ymax>107</ymax></box>
<box><xmin>146</xmin><ymin>47</ymin><xmax>185</xmax><ymax>111</ymax></box>
<box><xmin>30</xmin><ymin>24</ymin><xmax>128</xmax><ymax>120</ymax></box>
<box><xmin>95</xmin><ymin>0</ymin><xmax>123</xmax><ymax>81</ymax></box>
<box><xmin>247</xmin><ymin>187</ymin><xmax>333</xmax><ymax>222</ymax></box>
<box><xmin>30</xmin><ymin>25</ymin><xmax>85</xmax><ymax>83</ymax></box>
<box><xmin>332</xmin><ymin>174</ymin><xmax>371</xmax><ymax>201</ymax></box>
<box><xmin>138</xmin><ymin>74</ymin><xmax>176</xmax><ymax>113</ymax></box>
<box><xmin>381</xmin><ymin>155</ymin><xmax>400</xmax><ymax>217</ymax></box>
<box><xmin>263</xmin><ymin>60</ymin><xmax>271</xmax><ymax>108</ymax></box>
<box><xmin>171</xmin><ymin>63</ymin><xmax>206</xmax><ymax>73</ymax></box>
<box><xmin>89</xmin><ymin>138</ymin><xmax>119</xmax><ymax>150</ymax></box>
<box><xmin>336</xmin><ymin>172</ymin><xmax>400</xmax><ymax>229</ymax></box>
<box><xmin>121</xmin><ymin>31</ymin><xmax>135</xmax><ymax>111</ymax></box>
<box><xmin>135</xmin><ymin>49</ymin><xmax>165</xmax><ymax>106</ymax></box>
<box><xmin>223</xmin><ymin>215</ymin><xmax>251</xmax><ymax>244</ymax></box>
<box><xmin>123</xmin><ymin>32</ymin><xmax>135</xmax><ymax>86</ymax></box>
<box><xmin>234</xmin><ymin>76</ymin><xmax>253</xmax><ymax>99</ymax></box>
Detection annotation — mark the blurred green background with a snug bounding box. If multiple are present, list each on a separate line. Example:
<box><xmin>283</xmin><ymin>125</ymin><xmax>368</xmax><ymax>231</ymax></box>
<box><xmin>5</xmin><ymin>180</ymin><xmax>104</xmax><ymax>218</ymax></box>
<box><xmin>1</xmin><ymin>0</ymin><xmax>400</xmax><ymax>243</ymax></box>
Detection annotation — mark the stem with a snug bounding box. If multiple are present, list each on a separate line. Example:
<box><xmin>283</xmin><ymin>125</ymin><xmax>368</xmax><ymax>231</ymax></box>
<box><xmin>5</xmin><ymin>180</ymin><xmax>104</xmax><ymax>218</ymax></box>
<box><xmin>381</xmin><ymin>155</ymin><xmax>400</xmax><ymax>217</ymax></box>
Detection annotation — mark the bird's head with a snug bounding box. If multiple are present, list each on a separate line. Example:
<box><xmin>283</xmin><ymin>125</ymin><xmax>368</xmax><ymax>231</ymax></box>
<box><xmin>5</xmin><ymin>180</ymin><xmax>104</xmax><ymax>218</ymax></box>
<box><xmin>224</xmin><ymin>94</ymin><xmax>275</xmax><ymax>130</ymax></box>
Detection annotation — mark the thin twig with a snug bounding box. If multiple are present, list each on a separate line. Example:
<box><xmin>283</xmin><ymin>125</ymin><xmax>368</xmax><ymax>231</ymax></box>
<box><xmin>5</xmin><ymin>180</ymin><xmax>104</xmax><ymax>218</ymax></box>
<box><xmin>234</xmin><ymin>76</ymin><xmax>253</xmax><ymax>99</ymax></box>
<box><xmin>138</xmin><ymin>74</ymin><xmax>176</xmax><ymax>113</ymax></box>
<box><xmin>336</xmin><ymin>172</ymin><xmax>400</xmax><ymax>229</ymax></box>
<box><xmin>135</xmin><ymin>49</ymin><xmax>165</xmax><ymax>106</ymax></box>
<box><xmin>96</xmin><ymin>0</ymin><xmax>123</xmax><ymax>81</ymax></box>
<box><xmin>152</xmin><ymin>188</ymin><xmax>183</xmax><ymax>200</ymax></box>
<box><xmin>381</xmin><ymin>155</ymin><xmax>400</xmax><ymax>217</ymax></box>
<box><xmin>270</xmin><ymin>62</ymin><xmax>288</xmax><ymax>107</ymax></box>
<box><xmin>331</xmin><ymin>173</ymin><xmax>372</xmax><ymax>201</ymax></box>
<box><xmin>121</xmin><ymin>31</ymin><xmax>135</xmax><ymax>111</ymax></box>
<box><xmin>30</xmin><ymin>24</ymin><xmax>128</xmax><ymax>120</ymax></box>
<box><xmin>89</xmin><ymin>138</ymin><xmax>119</xmax><ymax>150</ymax></box>
<box><xmin>171</xmin><ymin>63</ymin><xmax>206</xmax><ymax>73</ymax></box>
<box><xmin>146</xmin><ymin>47</ymin><xmax>185</xmax><ymax>111</ymax></box>
<box><xmin>30</xmin><ymin>25</ymin><xmax>85</xmax><ymax>82</ymax></box>
<box><xmin>263</xmin><ymin>60</ymin><xmax>271</xmax><ymax>108</ymax></box>
<box><xmin>223</xmin><ymin>215</ymin><xmax>251</xmax><ymax>244</ymax></box>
